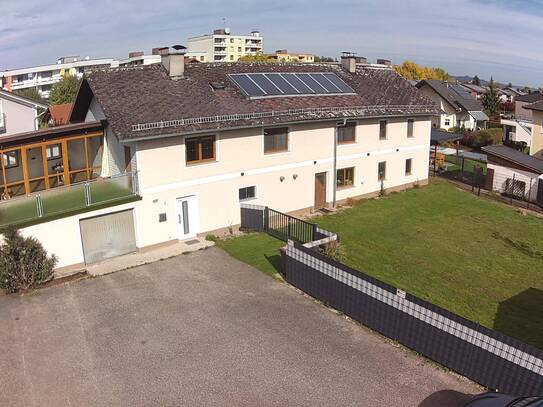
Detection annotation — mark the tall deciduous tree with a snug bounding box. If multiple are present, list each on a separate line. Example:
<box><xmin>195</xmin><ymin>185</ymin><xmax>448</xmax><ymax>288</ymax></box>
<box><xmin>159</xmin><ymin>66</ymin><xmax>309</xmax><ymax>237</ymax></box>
<box><xmin>48</xmin><ymin>74</ymin><xmax>81</xmax><ymax>105</ymax></box>
<box><xmin>394</xmin><ymin>61</ymin><xmax>450</xmax><ymax>81</ymax></box>
<box><xmin>482</xmin><ymin>77</ymin><xmax>501</xmax><ymax>118</ymax></box>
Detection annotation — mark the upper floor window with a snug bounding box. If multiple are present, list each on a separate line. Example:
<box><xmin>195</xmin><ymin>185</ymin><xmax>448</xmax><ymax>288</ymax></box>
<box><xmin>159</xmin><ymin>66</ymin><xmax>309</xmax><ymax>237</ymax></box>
<box><xmin>405</xmin><ymin>158</ymin><xmax>412</xmax><ymax>175</ymax></box>
<box><xmin>379</xmin><ymin>120</ymin><xmax>387</xmax><ymax>140</ymax></box>
<box><xmin>337</xmin><ymin>167</ymin><xmax>354</xmax><ymax>188</ymax></box>
<box><xmin>186</xmin><ymin>135</ymin><xmax>216</xmax><ymax>164</ymax></box>
<box><xmin>40</xmin><ymin>71</ymin><xmax>53</xmax><ymax>79</ymax></box>
<box><xmin>264</xmin><ymin>127</ymin><xmax>288</xmax><ymax>154</ymax></box>
<box><xmin>338</xmin><ymin>121</ymin><xmax>356</xmax><ymax>144</ymax></box>
<box><xmin>378</xmin><ymin>161</ymin><xmax>386</xmax><ymax>181</ymax></box>
<box><xmin>407</xmin><ymin>118</ymin><xmax>414</xmax><ymax>138</ymax></box>
<box><xmin>444</xmin><ymin>118</ymin><xmax>451</xmax><ymax>126</ymax></box>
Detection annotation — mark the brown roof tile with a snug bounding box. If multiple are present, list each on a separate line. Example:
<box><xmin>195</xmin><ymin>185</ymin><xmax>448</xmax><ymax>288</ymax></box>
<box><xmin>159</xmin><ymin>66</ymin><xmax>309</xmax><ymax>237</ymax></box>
<box><xmin>84</xmin><ymin>62</ymin><xmax>439</xmax><ymax>141</ymax></box>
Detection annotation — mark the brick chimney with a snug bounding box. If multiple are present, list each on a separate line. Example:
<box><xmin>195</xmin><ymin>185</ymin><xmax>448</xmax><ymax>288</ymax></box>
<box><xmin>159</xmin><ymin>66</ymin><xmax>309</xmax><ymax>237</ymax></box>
<box><xmin>341</xmin><ymin>54</ymin><xmax>357</xmax><ymax>73</ymax></box>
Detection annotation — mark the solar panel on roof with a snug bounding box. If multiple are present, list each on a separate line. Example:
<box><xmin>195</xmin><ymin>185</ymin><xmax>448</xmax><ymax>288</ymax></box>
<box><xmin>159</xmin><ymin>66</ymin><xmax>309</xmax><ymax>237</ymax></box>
<box><xmin>228</xmin><ymin>72</ymin><xmax>355</xmax><ymax>99</ymax></box>
<box><xmin>229</xmin><ymin>74</ymin><xmax>266</xmax><ymax>97</ymax></box>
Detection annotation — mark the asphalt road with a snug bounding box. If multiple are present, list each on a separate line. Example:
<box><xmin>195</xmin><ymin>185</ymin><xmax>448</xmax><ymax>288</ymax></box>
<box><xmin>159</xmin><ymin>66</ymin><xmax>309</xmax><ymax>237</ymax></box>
<box><xmin>0</xmin><ymin>247</ymin><xmax>480</xmax><ymax>406</ymax></box>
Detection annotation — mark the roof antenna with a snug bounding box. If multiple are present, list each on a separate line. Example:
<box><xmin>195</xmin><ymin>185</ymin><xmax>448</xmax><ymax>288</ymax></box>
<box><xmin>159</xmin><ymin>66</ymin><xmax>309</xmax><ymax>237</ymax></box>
<box><xmin>222</xmin><ymin>17</ymin><xmax>226</xmax><ymax>30</ymax></box>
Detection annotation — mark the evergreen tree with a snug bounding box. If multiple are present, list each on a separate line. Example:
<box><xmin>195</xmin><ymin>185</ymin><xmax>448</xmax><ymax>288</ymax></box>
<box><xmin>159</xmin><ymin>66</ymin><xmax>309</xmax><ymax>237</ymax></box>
<box><xmin>472</xmin><ymin>75</ymin><xmax>481</xmax><ymax>86</ymax></box>
<box><xmin>507</xmin><ymin>82</ymin><xmax>513</xmax><ymax>88</ymax></box>
<box><xmin>48</xmin><ymin>74</ymin><xmax>81</xmax><ymax>105</ymax></box>
<box><xmin>482</xmin><ymin>77</ymin><xmax>501</xmax><ymax>118</ymax></box>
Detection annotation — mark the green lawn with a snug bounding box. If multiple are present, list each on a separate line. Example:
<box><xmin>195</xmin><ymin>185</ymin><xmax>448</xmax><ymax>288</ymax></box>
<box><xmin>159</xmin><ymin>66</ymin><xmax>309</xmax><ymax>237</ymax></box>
<box><xmin>444</xmin><ymin>155</ymin><xmax>487</xmax><ymax>174</ymax></box>
<box><xmin>0</xmin><ymin>181</ymin><xmax>135</xmax><ymax>228</ymax></box>
<box><xmin>218</xmin><ymin>179</ymin><xmax>543</xmax><ymax>349</ymax></box>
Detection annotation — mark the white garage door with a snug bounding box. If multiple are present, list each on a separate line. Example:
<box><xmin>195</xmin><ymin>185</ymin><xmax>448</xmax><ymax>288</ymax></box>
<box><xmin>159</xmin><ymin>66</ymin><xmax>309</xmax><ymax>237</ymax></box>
<box><xmin>80</xmin><ymin>209</ymin><xmax>136</xmax><ymax>264</ymax></box>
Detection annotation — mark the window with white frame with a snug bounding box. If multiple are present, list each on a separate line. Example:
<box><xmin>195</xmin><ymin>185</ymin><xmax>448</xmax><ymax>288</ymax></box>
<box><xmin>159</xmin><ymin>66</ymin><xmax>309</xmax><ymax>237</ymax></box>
<box><xmin>239</xmin><ymin>186</ymin><xmax>256</xmax><ymax>201</ymax></box>
<box><xmin>444</xmin><ymin>118</ymin><xmax>451</xmax><ymax>126</ymax></box>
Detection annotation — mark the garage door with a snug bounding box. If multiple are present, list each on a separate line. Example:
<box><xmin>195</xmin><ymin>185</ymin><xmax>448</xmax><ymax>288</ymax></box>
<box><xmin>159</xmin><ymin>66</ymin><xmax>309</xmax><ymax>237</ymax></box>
<box><xmin>80</xmin><ymin>209</ymin><xmax>136</xmax><ymax>264</ymax></box>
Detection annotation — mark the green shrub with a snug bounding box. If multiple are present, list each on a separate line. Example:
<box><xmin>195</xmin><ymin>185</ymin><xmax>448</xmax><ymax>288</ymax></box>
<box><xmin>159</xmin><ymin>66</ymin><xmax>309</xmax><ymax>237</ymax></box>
<box><xmin>0</xmin><ymin>228</ymin><xmax>57</xmax><ymax>293</ymax></box>
<box><xmin>205</xmin><ymin>234</ymin><xmax>218</xmax><ymax>242</ymax></box>
<box><xmin>322</xmin><ymin>240</ymin><xmax>346</xmax><ymax>262</ymax></box>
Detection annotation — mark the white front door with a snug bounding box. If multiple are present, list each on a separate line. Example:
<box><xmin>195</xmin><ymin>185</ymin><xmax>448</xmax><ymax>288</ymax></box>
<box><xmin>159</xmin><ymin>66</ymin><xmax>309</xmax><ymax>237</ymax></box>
<box><xmin>176</xmin><ymin>195</ymin><xmax>199</xmax><ymax>240</ymax></box>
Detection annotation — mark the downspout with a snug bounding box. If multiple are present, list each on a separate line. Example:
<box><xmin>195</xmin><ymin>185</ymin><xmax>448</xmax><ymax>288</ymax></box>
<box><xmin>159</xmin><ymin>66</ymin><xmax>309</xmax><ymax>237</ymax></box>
<box><xmin>333</xmin><ymin>119</ymin><xmax>347</xmax><ymax>208</ymax></box>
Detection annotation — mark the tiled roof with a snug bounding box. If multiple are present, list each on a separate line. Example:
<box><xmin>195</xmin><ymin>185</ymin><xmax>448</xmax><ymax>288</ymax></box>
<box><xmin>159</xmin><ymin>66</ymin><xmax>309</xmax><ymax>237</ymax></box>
<box><xmin>416</xmin><ymin>79</ymin><xmax>484</xmax><ymax>113</ymax></box>
<box><xmin>515</xmin><ymin>92</ymin><xmax>543</xmax><ymax>103</ymax></box>
<box><xmin>482</xmin><ymin>145</ymin><xmax>543</xmax><ymax>174</ymax></box>
<box><xmin>524</xmin><ymin>100</ymin><xmax>543</xmax><ymax>112</ymax></box>
<box><xmin>83</xmin><ymin>62</ymin><xmax>440</xmax><ymax>141</ymax></box>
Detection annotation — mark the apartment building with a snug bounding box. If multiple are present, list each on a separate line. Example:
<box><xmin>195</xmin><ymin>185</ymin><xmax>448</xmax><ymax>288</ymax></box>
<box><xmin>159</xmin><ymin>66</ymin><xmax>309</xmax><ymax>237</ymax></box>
<box><xmin>0</xmin><ymin>56</ymin><xmax>117</xmax><ymax>98</ymax></box>
<box><xmin>187</xmin><ymin>28</ymin><xmax>263</xmax><ymax>62</ymax></box>
<box><xmin>270</xmin><ymin>50</ymin><xmax>315</xmax><ymax>63</ymax></box>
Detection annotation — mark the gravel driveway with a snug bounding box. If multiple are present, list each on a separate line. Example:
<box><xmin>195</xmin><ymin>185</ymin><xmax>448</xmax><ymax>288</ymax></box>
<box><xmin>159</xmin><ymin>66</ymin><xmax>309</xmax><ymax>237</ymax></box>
<box><xmin>0</xmin><ymin>247</ymin><xmax>480</xmax><ymax>406</ymax></box>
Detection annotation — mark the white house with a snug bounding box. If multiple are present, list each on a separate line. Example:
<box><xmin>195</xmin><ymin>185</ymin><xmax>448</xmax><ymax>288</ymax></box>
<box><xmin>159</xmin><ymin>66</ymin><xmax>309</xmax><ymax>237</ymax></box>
<box><xmin>1</xmin><ymin>53</ymin><xmax>439</xmax><ymax>271</ymax></box>
<box><xmin>0</xmin><ymin>89</ymin><xmax>47</xmax><ymax>137</ymax></box>
<box><xmin>416</xmin><ymin>80</ymin><xmax>488</xmax><ymax>131</ymax></box>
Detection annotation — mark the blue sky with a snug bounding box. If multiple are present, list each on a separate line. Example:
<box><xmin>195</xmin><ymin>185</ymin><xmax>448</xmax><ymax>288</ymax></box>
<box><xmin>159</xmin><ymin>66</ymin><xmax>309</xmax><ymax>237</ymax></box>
<box><xmin>1</xmin><ymin>0</ymin><xmax>542</xmax><ymax>86</ymax></box>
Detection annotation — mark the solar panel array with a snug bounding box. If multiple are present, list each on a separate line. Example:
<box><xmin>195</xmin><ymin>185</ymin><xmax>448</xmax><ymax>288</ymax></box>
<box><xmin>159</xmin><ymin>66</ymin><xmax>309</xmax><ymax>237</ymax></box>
<box><xmin>228</xmin><ymin>72</ymin><xmax>355</xmax><ymax>98</ymax></box>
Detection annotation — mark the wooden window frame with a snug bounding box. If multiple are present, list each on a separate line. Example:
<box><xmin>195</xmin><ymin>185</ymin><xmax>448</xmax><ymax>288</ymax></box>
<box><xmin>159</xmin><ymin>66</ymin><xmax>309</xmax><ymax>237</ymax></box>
<box><xmin>185</xmin><ymin>135</ymin><xmax>216</xmax><ymax>165</ymax></box>
<box><xmin>379</xmin><ymin>120</ymin><xmax>387</xmax><ymax>140</ymax></box>
<box><xmin>264</xmin><ymin>127</ymin><xmax>289</xmax><ymax>154</ymax></box>
<box><xmin>336</xmin><ymin>167</ymin><xmax>355</xmax><ymax>189</ymax></box>
<box><xmin>405</xmin><ymin>158</ymin><xmax>412</xmax><ymax>176</ymax></box>
<box><xmin>378</xmin><ymin>161</ymin><xmax>386</xmax><ymax>181</ymax></box>
<box><xmin>407</xmin><ymin>118</ymin><xmax>415</xmax><ymax>138</ymax></box>
<box><xmin>238</xmin><ymin>185</ymin><xmax>256</xmax><ymax>201</ymax></box>
<box><xmin>338</xmin><ymin>121</ymin><xmax>357</xmax><ymax>144</ymax></box>
<box><xmin>0</xmin><ymin>131</ymin><xmax>104</xmax><ymax>197</ymax></box>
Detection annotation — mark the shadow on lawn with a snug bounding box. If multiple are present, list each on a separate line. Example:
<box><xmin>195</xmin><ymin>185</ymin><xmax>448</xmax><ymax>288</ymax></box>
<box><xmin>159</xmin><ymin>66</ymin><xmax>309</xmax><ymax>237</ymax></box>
<box><xmin>264</xmin><ymin>254</ymin><xmax>282</xmax><ymax>275</ymax></box>
<box><xmin>494</xmin><ymin>288</ymin><xmax>543</xmax><ymax>350</ymax></box>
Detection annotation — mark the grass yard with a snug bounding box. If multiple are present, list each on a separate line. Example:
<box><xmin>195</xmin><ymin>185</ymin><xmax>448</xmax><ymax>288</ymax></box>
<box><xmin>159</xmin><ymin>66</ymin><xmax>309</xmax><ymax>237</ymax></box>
<box><xmin>444</xmin><ymin>155</ymin><xmax>487</xmax><ymax>174</ymax></box>
<box><xmin>218</xmin><ymin>179</ymin><xmax>543</xmax><ymax>349</ymax></box>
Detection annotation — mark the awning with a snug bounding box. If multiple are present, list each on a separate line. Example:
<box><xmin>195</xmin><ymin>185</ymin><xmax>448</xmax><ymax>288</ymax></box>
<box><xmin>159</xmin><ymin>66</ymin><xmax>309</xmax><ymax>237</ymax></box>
<box><xmin>469</xmin><ymin>111</ymin><xmax>489</xmax><ymax>121</ymax></box>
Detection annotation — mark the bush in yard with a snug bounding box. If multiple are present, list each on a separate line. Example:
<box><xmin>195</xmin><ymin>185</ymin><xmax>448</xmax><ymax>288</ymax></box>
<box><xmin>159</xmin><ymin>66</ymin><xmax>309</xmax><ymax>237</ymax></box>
<box><xmin>322</xmin><ymin>240</ymin><xmax>346</xmax><ymax>262</ymax></box>
<box><xmin>461</xmin><ymin>131</ymin><xmax>475</xmax><ymax>147</ymax></box>
<box><xmin>0</xmin><ymin>228</ymin><xmax>57</xmax><ymax>293</ymax></box>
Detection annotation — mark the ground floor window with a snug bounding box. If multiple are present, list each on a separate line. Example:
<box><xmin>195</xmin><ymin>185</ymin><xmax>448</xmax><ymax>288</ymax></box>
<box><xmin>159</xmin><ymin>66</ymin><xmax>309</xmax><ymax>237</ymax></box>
<box><xmin>405</xmin><ymin>158</ymin><xmax>412</xmax><ymax>175</ymax></box>
<box><xmin>378</xmin><ymin>161</ymin><xmax>386</xmax><ymax>181</ymax></box>
<box><xmin>337</xmin><ymin>167</ymin><xmax>354</xmax><ymax>188</ymax></box>
<box><xmin>239</xmin><ymin>186</ymin><xmax>256</xmax><ymax>201</ymax></box>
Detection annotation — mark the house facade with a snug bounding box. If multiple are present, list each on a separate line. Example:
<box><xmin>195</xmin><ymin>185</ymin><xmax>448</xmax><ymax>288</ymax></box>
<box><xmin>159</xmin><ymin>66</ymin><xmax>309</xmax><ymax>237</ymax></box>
<box><xmin>0</xmin><ymin>89</ymin><xmax>47</xmax><ymax>137</ymax></box>
<box><xmin>416</xmin><ymin>80</ymin><xmax>488</xmax><ymax>131</ymax></box>
<box><xmin>187</xmin><ymin>28</ymin><xmax>263</xmax><ymax>62</ymax></box>
<box><xmin>1</xmin><ymin>54</ymin><xmax>438</xmax><ymax>270</ymax></box>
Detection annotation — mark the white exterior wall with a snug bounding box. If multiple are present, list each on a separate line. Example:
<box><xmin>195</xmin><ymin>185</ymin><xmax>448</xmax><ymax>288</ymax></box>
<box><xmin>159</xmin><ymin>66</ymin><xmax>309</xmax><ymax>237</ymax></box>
<box><xmin>132</xmin><ymin>117</ymin><xmax>431</xmax><ymax>247</ymax></box>
<box><xmin>0</xmin><ymin>97</ymin><xmax>38</xmax><ymax>136</ymax></box>
<box><xmin>487</xmin><ymin>163</ymin><xmax>541</xmax><ymax>202</ymax></box>
<box><xmin>417</xmin><ymin>85</ymin><xmax>457</xmax><ymax>130</ymax></box>
<box><xmin>0</xmin><ymin>202</ymin><xmax>139</xmax><ymax>268</ymax></box>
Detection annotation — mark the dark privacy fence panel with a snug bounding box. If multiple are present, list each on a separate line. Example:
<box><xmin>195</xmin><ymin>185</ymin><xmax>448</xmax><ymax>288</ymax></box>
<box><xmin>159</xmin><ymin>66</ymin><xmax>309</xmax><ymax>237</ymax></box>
<box><xmin>283</xmin><ymin>242</ymin><xmax>543</xmax><ymax>395</ymax></box>
<box><xmin>240</xmin><ymin>204</ymin><xmax>265</xmax><ymax>232</ymax></box>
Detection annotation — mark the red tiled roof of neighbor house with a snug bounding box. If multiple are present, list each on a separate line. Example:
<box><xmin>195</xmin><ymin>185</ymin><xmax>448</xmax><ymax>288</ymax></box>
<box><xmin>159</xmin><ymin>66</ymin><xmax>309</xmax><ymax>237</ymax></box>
<box><xmin>47</xmin><ymin>103</ymin><xmax>74</xmax><ymax>126</ymax></box>
<box><xmin>73</xmin><ymin>62</ymin><xmax>440</xmax><ymax>141</ymax></box>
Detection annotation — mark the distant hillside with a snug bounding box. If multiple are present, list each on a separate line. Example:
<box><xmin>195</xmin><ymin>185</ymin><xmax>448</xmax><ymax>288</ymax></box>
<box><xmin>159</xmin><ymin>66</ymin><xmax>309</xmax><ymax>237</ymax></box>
<box><xmin>452</xmin><ymin>75</ymin><xmax>533</xmax><ymax>91</ymax></box>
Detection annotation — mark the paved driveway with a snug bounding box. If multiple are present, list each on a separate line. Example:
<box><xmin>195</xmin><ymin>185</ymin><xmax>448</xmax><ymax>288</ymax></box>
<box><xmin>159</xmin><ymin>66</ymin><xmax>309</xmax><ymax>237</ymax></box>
<box><xmin>0</xmin><ymin>247</ymin><xmax>480</xmax><ymax>406</ymax></box>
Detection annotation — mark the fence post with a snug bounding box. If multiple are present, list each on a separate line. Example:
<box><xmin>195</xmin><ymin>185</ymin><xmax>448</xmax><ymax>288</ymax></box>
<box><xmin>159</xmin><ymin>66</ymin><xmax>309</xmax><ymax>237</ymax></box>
<box><xmin>312</xmin><ymin>223</ymin><xmax>317</xmax><ymax>242</ymax></box>
<box><xmin>527</xmin><ymin>178</ymin><xmax>532</xmax><ymax>210</ymax></box>
<box><xmin>36</xmin><ymin>194</ymin><xmax>44</xmax><ymax>218</ymax></box>
<box><xmin>287</xmin><ymin>218</ymin><xmax>292</xmax><ymax>239</ymax></box>
<box><xmin>510</xmin><ymin>173</ymin><xmax>515</xmax><ymax>205</ymax></box>
<box><xmin>263</xmin><ymin>206</ymin><xmax>269</xmax><ymax>232</ymax></box>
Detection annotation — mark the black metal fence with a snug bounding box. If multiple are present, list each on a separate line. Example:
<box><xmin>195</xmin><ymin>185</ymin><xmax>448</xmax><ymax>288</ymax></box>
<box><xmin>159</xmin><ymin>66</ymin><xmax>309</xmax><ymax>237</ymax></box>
<box><xmin>283</xmin><ymin>242</ymin><xmax>543</xmax><ymax>395</ymax></box>
<box><xmin>240</xmin><ymin>203</ymin><xmax>317</xmax><ymax>243</ymax></box>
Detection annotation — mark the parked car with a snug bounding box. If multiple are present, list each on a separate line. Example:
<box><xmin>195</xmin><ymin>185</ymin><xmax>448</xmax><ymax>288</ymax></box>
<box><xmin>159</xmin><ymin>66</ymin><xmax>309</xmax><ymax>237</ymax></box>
<box><xmin>464</xmin><ymin>393</ymin><xmax>543</xmax><ymax>406</ymax></box>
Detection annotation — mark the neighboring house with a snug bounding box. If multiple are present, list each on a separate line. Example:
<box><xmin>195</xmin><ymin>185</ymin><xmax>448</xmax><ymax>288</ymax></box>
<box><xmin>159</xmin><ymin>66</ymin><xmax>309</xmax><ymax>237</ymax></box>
<box><xmin>43</xmin><ymin>103</ymin><xmax>74</xmax><ymax>126</ymax></box>
<box><xmin>482</xmin><ymin>144</ymin><xmax>543</xmax><ymax>205</ymax></box>
<box><xmin>187</xmin><ymin>28</ymin><xmax>263</xmax><ymax>62</ymax></box>
<box><xmin>416</xmin><ymin>80</ymin><xmax>489</xmax><ymax>130</ymax></box>
<box><xmin>523</xmin><ymin>99</ymin><xmax>543</xmax><ymax>158</ymax></box>
<box><xmin>270</xmin><ymin>50</ymin><xmax>315</xmax><ymax>63</ymax></box>
<box><xmin>0</xmin><ymin>56</ymin><xmax>117</xmax><ymax>98</ymax></box>
<box><xmin>500</xmin><ymin>92</ymin><xmax>543</xmax><ymax>151</ymax></box>
<box><xmin>0</xmin><ymin>89</ymin><xmax>47</xmax><ymax>137</ymax></box>
<box><xmin>459</xmin><ymin>82</ymin><xmax>487</xmax><ymax>100</ymax></box>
